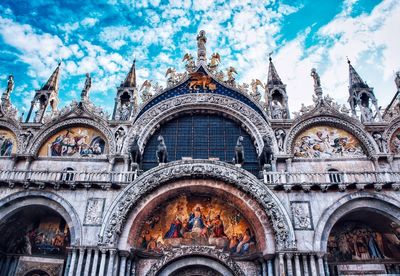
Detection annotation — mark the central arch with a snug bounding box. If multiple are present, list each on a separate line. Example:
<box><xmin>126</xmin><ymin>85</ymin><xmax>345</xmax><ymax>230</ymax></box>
<box><xmin>99</xmin><ymin>160</ymin><xmax>295</xmax><ymax>250</ymax></box>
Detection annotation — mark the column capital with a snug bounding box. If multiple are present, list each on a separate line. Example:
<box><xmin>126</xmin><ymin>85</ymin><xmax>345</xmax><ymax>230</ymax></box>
<box><xmin>119</xmin><ymin>250</ymin><xmax>130</xmax><ymax>258</ymax></box>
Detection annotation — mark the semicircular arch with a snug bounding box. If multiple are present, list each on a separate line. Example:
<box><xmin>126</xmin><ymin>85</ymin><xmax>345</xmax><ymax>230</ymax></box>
<box><xmin>0</xmin><ymin>120</ymin><xmax>22</xmax><ymax>154</ymax></box>
<box><xmin>313</xmin><ymin>192</ymin><xmax>400</xmax><ymax>252</ymax></box>
<box><xmin>384</xmin><ymin>117</ymin><xmax>400</xmax><ymax>154</ymax></box>
<box><xmin>29</xmin><ymin>117</ymin><xmax>115</xmax><ymax>156</ymax></box>
<box><xmin>0</xmin><ymin>190</ymin><xmax>82</xmax><ymax>246</ymax></box>
<box><xmin>99</xmin><ymin>160</ymin><xmax>295</xmax><ymax>251</ymax></box>
<box><xmin>285</xmin><ymin>115</ymin><xmax>377</xmax><ymax>157</ymax></box>
<box><xmin>125</xmin><ymin>94</ymin><xmax>276</xmax><ymax>154</ymax></box>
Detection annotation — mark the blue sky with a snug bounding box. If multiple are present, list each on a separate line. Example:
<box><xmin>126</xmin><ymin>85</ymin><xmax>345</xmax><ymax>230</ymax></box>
<box><xmin>0</xmin><ymin>0</ymin><xmax>399</xmax><ymax>116</ymax></box>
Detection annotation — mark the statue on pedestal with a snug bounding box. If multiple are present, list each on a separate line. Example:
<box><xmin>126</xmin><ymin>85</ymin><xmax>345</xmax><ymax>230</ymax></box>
<box><xmin>234</xmin><ymin>136</ymin><xmax>245</xmax><ymax>166</ymax></box>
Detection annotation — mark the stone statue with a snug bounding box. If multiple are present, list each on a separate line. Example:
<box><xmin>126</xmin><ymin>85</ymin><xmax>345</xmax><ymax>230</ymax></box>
<box><xmin>226</xmin><ymin>67</ymin><xmax>237</xmax><ymax>86</ymax></box>
<box><xmin>115</xmin><ymin>127</ymin><xmax>126</xmax><ymax>154</ymax></box>
<box><xmin>119</xmin><ymin>103</ymin><xmax>130</xmax><ymax>121</ymax></box>
<box><xmin>197</xmin><ymin>30</ymin><xmax>207</xmax><ymax>61</ymax></box>
<box><xmin>129</xmin><ymin>135</ymin><xmax>142</xmax><ymax>166</ymax></box>
<box><xmin>165</xmin><ymin>68</ymin><xmax>179</xmax><ymax>87</ymax></box>
<box><xmin>258</xmin><ymin>135</ymin><xmax>274</xmax><ymax>171</ymax></box>
<box><xmin>4</xmin><ymin>75</ymin><xmax>14</xmax><ymax>98</ymax></box>
<box><xmin>275</xmin><ymin>129</ymin><xmax>285</xmax><ymax>152</ymax></box>
<box><xmin>234</xmin><ymin>136</ymin><xmax>245</xmax><ymax>165</ymax></box>
<box><xmin>311</xmin><ymin>68</ymin><xmax>322</xmax><ymax>99</ymax></box>
<box><xmin>81</xmin><ymin>73</ymin><xmax>91</xmax><ymax>101</ymax></box>
<box><xmin>361</xmin><ymin>102</ymin><xmax>373</xmax><ymax>122</ymax></box>
<box><xmin>208</xmin><ymin>53</ymin><xmax>220</xmax><ymax>71</ymax></box>
<box><xmin>250</xmin><ymin>79</ymin><xmax>264</xmax><ymax>101</ymax></box>
<box><xmin>310</xmin><ymin>68</ymin><xmax>321</xmax><ymax>87</ymax></box>
<box><xmin>156</xmin><ymin>135</ymin><xmax>168</xmax><ymax>164</ymax></box>
<box><xmin>140</xmin><ymin>80</ymin><xmax>153</xmax><ymax>101</ymax></box>
<box><xmin>395</xmin><ymin>71</ymin><xmax>400</xmax><ymax>91</ymax></box>
<box><xmin>182</xmin><ymin>53</ymin><xmax>196</xmax><ymax>72</ymax></box>
<box><xmin>372</xmin><ymin>132</ymin><xmax>386</xmax><ymax>153</ymax></box>
<box><xmin>271</xmin><ymin>100</ymin><xmax>283</xmax><ymax>119</ymax></box>
<box><xmin>20</xmin><ymin>130</ymin><xmax>33</xmax><ymax>149</ymax></box>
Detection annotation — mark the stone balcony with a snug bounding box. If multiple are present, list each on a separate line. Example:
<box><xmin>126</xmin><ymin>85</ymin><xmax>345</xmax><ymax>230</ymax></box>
<box><xmin>0</xmin><ymin>168</ymin><xmax>399</xmax><ymax>191</ymax></box>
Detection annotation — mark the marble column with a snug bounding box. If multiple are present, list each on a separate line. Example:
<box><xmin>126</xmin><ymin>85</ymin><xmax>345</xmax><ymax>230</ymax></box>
<box><xmin>261</xmin><ymin>260</ymin><xmax>267</xmax><ymax>276</ymax></box>
<box><xmin>90</xmin><ymin>249</ymin><xmax>100</xmax><ymax>276</ymax></box>
<box><xmin>294</xmin><ymin>254</ymin><xmax>301</xmax><ymax>276</ymax></box>
<box><xmin>317</xmin><ymin>253</ymin><xmax>326</xmax><ymax>276</ymax></box>
<box><xmin>68</xmin><ymin>248</ymin><xmax>78</xmax><ymax>276</ymax></box>
<box><xmin>83</xmin><ymin>248</ymin><xmax>93</xmax><ymax>276</ymax></box>
<box><xmin>125</xmin><ymin>258</ymin><xmax>131</xmax><ymax>276</ymax></box>
<box><xmin>286</xmin><ymin>253</ymin><xmax>293</xmax><ymax>276</ymax></box>
<box><xmin>324</xmin><ymin>256</ymin><xmax>330</xmax><ymax>276</ymax></box>
<box><xmin>302</xmin><ymin>254</ymin><xmax>309</xmax><ymax>276</ymax></box>
<box><xmin>279</xmin><ymin>253</ymin><xmax>285</xmax><ymax>276</ymax></box>
<box><xmin>130</xmin><ymin>258</ymin><xmax>136</xmax><ymax>276</ymax></box>
<box><xmin>75</xmin><ymin>247</ymin><xmax>86</xmax><ymax>275</ymax></box>
<box><xmin>64</xmin><ymin>250</ymin><xmax>72</xmax><ymax>276</ymax></box>
<box><xmin>309</xmin><ymin>254</ymin><xmax>318</xmax><ymax>276</ymax></box>
<box><xmin>267</xmin><ymin>259</ymin><xmax>274</xmax><ymax>276</ymax></box>
<box><xmin>98</xmin><ymin>248</ymin><xmax>107</xmax><ymax>276</ymax></box>
<box><xmin>119</xmin><ymin>252</ymin><xmax>128</xmax><ymax>276</ymax></box>
<box><xmin>106</xmin><ymin>249</ymin><xmax>117</xmax><ymax>276</ymax></box>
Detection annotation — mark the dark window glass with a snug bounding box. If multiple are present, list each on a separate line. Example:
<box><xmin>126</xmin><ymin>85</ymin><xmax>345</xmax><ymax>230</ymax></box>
<box><xmin>142</xmin><ymin>114</ymin><xmax>258</xmax><ymax>175</ymax></box>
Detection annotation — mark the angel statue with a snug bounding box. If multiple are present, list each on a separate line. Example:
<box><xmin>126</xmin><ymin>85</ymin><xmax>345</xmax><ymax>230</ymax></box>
<box><xmin>140</xmin><ymin>80</ymin><xmax>153</xmax><ymax>102</ymax></box>
<box><xmin>197</xmin><ymin>30</ymin><xmax>207</xmax><ymax>61</ymax></box>
<box><xmin>165</xmin><ymin>68</ymin><xmax>178</xmax><ymax>87</ymax></box>
<box><xmin>250</xmin><ymin>79</ymin><xmax>264</xmax><ymax>101</ymax></box>
<box><xmin>226</xmin><ymin>67</ymin><xmax>237</xmax><ymax>86</ymax></box>
<box><xmin>208</xmin><ymin>53</ymin><xmax>220</xmax><ymax>71</ymax></box>
<box><xmin>182</xmin><ymin>53</ymin><xmax>196</xmax><ymax>72</ymax></box>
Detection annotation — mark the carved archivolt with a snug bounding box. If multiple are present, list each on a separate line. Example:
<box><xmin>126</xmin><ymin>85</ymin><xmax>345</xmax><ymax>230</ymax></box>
<box><xmin>99</xmin><ymin>160</ymin><xmax>296</xmax><ymax>250</ymax></box>
<box><xmin>285</xmin><ymin>115</ymin><xmax>377</xmax><ymax>156</ymax></box>
<box><xmin>29</xmin><ymin>117</ymin><xmax>116</xmax><ymax>156</ymax></box>
<box><xmin>146</xmin><ymin>246</ymin><xmax>245</xmax><ymax>276</ymax></box>
<box><xmin>126</xmin><ymin>94</ymin><xmax>276</xmax><ymax>154</ymax></box>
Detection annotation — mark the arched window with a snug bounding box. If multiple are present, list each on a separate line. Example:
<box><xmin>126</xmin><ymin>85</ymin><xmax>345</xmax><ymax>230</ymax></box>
<box><xmin>61</xmin><ymin>167</ymin><xmax>75</xmax><ymax>182</ymax></box>
<box><xmin>142</xmin><ymin>113</ymin><xmax>259</xmax><ymax>175</ymax></box>
<box><xmin>328</xmin><ymin>168</ymin><xmax>342</xmax><ymax>183</ymax></box>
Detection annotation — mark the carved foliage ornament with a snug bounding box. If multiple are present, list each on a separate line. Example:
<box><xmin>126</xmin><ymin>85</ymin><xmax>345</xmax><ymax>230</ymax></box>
<box><xmin>99</xmin><ymin>160</ymin><xmax>295</xmax><ymax>250</ymax></box>
<box><xmin>285</xmin><ymin>116</ymin><xmax>376</xmax><ymax>156</ymax></box>
<box><xmin>29</xmin><ymin>117</ymin><xmax>116</xmax><ymax>155</ymax></box>
<box><xmin>146</xmin><ymin>246</ymin><xmax>245</xmax><ymax>276</ymax></box>
<box><xmin>128</xmin><ymin>94</ymin><xmax>274</xmax><ymax>154</ymax></box>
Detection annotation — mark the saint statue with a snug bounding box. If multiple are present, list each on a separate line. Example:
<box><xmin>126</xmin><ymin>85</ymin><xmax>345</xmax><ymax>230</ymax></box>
<box><xmin>5</xmin><ymin>75</ymin><xmax>14</xmax><ymax>97</ymax></box>
<box><xmin>197</xmin><ymin>30</ymin><xmax>207</xmax><ymax>61</ymax></box>
<box><xmin>395</xmin><ymin>71</ymin><xmax>400</xmax><ymax>91</ymax></box>
<box><xmin>81</xmin><ymin>73</ymin><xmax>91</xmax><ymax>101</ymax></box>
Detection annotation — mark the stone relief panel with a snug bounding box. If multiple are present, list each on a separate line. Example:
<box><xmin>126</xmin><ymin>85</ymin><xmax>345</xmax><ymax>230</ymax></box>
<box><xmin>84</xmin><ymin>198</ymin><xmax>105</xmax><ymax>226</ymax></box>
<box><xmin>38</xmin><ymin>126</ymin><xmax>107</xmax><ymax>157</ymax></box>
<box><xmin>389</xmin><ymin>128</ymin><xmax>400</xmax><ymax>154</ymax></box>
<box><xmin>135</xmin><ymin>194</ymin><xmax>257</xmax><ymax>256</ymax></box>
<box><xmin>293</xmin><ymin>125</ymin><xmax>365</xmax><ymax>158</ymax></box>
<box><xmin>290</xmin><ymin>201</ymin><xmax>313</xmax><ymax>230</ymax></box>
<box><xmin>0</xmin><ymin>128</ymin><xmax>17</xmax><ymax>156</ymax></box>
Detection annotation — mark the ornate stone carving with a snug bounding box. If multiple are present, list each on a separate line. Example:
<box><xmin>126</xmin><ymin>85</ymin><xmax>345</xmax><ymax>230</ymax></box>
<box><xmin>128</xmin><ymin>94</ymin><xmax>275</xmax><ymax>155</ymax></box>
<box><xmin>290</xmin><ymin>201</ymin><xmax>313</xmax><ymax>230</ymax></box>
<box><xmin>286</xmin><ymin>116</ymin><xmax>376</xmax><ymax>156</ymax></box>
<box><xmin>29</xmin><ymin>117</ymin><xmax>116</xmax><ymax>156</ymax></box>
<box><xmin>145</xmin><ymin>246</ymin><xmax>245</xmax><ymax>276</ymax></box>
<box><xmin>84</xmin><ymin>198</ymin><xmax>105</xmax><ymax>225</ymax></box>
<box><xmin>99</xmin><ymin>160</ymin><xmax>295</xmax><ymax>250</ymax></box>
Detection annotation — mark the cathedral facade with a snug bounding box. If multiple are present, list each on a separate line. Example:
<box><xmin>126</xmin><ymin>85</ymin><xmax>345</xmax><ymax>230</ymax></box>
<box><xmin>0</xmin><ymin>31</ymin><xmax>400</xmax><ymax>276</ymax></box>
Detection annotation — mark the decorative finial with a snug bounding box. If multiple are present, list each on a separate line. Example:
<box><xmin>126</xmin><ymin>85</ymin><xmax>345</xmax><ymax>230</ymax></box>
<box><xmin>346</xmin><ymin>56</ymin><xmax>351</xmax><ymax>65</ymax></box>
<box><xmin>81</xmin><ymin>73</ymin><xmax>92</xmax><ymax>102</ymax></box>
<box><xmin>196</xmin><ymin>30</ymin><xmax>207</xmax><ymax>63</ymax></box>
<box><xmin>268</xmin><ymin>51</ymin><xmax>273</xmax><ymax>62</ymax></box>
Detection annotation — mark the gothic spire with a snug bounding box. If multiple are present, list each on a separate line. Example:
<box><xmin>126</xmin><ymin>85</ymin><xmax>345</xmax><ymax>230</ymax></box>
<box><xmin>267</xmin><ymin>56</ymin><xmax>283</xmax><ymax>86</ymax></box>
<box><xmin>41</xmin><ymin>62</ymin><xmax>61</xmax><ymax>92</ymax></box>
<box><xmin>348</xmin><ymin>59</ymin><xmax>369</xmax><ymax>90</ymax></box>
<box><xmin>121</xmin><ymin>59</ymin><xmax>137</xmax><ymax>88</ymax></box>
